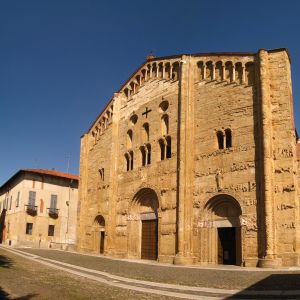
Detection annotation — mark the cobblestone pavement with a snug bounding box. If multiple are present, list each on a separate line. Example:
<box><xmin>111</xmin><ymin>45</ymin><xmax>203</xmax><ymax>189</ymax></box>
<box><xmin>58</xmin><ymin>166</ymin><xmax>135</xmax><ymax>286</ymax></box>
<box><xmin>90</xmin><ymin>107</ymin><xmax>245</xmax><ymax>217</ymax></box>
<box><xmin>16</xmin><ymin>247</ymin><xmax>300</xmax><ymax>290</ymax></box>
<box><xmin>0</xmin><ymin>247</ymin><xmax>173</xmax><ymax>300</ymax></box>
<box><xmin>2</xmin><ymin>246</ymin><xmax>300</xmax><ymax>299</ymax></box>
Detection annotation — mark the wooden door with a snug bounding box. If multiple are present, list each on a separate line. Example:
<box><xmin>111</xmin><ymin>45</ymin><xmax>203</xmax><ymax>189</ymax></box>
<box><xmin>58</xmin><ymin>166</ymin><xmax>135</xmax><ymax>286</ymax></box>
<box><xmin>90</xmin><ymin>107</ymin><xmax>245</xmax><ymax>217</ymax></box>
<box><xmin>141</xmin><ymin>219</ymin><xmax>158</xmax><ymax>260</ymax></box>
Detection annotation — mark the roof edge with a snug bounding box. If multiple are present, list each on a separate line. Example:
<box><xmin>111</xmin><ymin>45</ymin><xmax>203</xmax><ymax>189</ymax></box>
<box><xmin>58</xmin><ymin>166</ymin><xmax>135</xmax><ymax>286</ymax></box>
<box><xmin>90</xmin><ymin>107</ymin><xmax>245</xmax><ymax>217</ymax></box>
<box><xmin>0</xmin><ymin>169</ymin><xmax>78</xmax><ymax>192</ymax></box>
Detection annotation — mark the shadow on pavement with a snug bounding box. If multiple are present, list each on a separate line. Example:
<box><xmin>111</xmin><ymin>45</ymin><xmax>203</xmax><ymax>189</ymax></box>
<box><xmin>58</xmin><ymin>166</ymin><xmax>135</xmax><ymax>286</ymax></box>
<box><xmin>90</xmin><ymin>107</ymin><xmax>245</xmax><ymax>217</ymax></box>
<box><xmin>0</xmin><ymin>287</ymin><xmax>37</xmax><ymax>300</ymax></box>
<box><xmin>0</xmin><ymin>286</ymin><xmax>9</xmax><ymax>299</ymax></box>
<box><xmin>226</xmin><ymin>274</ymin><xmax>300</xmax><ymax>299</ymax></box>
<box><xmin>0</xmin><ymin>255</ymin><xmax>12</xmax><ymax>269</ymax></box>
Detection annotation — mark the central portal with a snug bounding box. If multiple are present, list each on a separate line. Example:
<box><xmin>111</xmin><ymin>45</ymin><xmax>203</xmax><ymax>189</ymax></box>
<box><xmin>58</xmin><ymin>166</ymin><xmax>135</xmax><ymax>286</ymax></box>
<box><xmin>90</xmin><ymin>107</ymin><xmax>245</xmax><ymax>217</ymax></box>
<box><xmin>218</xmin><ymin>227</ymin><xmax>236</xmax><ymax>265</ymax></box>
<box><xmin>141</xmin><ymin>219</ymin><xmax>158</xmax><ymax>260</ymax></box>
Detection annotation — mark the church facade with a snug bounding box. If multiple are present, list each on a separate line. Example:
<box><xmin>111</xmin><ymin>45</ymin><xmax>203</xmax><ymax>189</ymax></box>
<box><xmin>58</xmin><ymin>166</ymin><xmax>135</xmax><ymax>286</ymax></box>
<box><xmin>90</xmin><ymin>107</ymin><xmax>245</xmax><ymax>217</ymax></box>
<box><xmin>77</xmin><ymin>48</ymin><xmax>300</xmax><ymax>267</ymax></box>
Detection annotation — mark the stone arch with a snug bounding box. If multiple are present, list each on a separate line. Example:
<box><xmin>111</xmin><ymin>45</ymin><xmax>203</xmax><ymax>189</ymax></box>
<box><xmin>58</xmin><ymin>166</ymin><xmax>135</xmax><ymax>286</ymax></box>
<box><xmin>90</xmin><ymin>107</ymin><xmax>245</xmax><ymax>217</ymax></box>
<box><xmin>204</xmin><ymin>194</ymin><xmax>242</xmax><ymax>220</ymax></box>
<box><xmin>215</xmin><ymin>61</ymin><xmax>223</xmax><ymax>81</ymax></box>
<box><xmin>202</xmin><ymin>194</ymin><xmax>242</xmax><ymax>265</ymax></box>
<box><xmin>128</xmin><ymin>187</ymin><xmax>160</xmax><ymax>260</ymax></box>
<box><xmin>235</xmin><ymin>62</ymin><xmax>243</xmax><ymax>84</ymax></box>
<box><xmin>206</xmin><ymin>61</ymin><xmax>214</xmax><ymax>80</ymax></box>
<box><xmin>92</xmin><ymin>214</ymin><xmax>106</xmax><ymax>254</ymax></box>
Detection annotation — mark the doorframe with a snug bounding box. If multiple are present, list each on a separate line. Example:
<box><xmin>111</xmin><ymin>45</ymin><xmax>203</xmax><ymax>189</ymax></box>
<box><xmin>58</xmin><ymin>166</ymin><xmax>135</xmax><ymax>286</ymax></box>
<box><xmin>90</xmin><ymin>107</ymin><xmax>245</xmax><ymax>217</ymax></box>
<box><xmin>215</xmin><ymin>222</ymin><xmax>242</xmax><ymax>266</ymax></box>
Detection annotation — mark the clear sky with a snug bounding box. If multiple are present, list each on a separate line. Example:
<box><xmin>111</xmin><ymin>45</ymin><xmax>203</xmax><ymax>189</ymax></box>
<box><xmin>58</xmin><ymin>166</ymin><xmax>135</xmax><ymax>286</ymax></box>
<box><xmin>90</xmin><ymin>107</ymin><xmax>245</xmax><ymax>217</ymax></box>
<box><xmin>0</xmin><ymin>0</ymin><xmax>300</xmax><ymax>185</ymax></box>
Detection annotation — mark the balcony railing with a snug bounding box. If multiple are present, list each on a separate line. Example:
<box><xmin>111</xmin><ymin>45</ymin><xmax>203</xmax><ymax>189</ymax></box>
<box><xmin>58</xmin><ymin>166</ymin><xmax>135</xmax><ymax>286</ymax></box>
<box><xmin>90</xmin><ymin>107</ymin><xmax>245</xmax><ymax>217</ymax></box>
<box><xmin>25</xmin><ymin>205</ymin><xmax>38</xmax><ymax>216</ymax></box>
<box><xmin>47</xmin><ymin>208</ymin><xmax>59</xmax><ymax>219</ymax></box>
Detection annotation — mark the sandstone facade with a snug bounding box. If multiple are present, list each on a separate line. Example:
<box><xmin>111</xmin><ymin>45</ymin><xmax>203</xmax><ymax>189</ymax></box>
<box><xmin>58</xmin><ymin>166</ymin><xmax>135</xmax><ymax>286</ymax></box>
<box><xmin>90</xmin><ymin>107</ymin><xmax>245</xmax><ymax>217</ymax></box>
<box><xmin>0</xmin><ymin>169</ymin><xmax>78</xmax><ymax>249</ymax></box>
<box><xmin>77</xmin><ymin>49</ymin><xmax>300</xmax><ymax>267</ymax></box>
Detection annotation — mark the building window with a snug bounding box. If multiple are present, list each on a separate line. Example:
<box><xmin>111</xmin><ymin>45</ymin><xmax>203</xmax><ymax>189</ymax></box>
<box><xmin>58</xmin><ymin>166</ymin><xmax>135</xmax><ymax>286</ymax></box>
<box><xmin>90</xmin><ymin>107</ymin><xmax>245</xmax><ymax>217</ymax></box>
<box><xmin>127</xmin><ymin>130</ymin><xmax>133</xmax><ymax>149</ymax></box>
<box><xmin>159</xmin><ymin>139</ymin><xmax>165</xmax><ymax>160</ymax></box>
<box><xmin>166</xmin><ymin>136</ymin><xmax>171</xmax><ymax>158</ymax></box>
<box><xmin>9</xmin><ymin>196</ymin><xmax>12</xmax><ymax>210</ymax></box>
<box><xmin>48</xmin><ymin>225</ymin><xmax>55</xmax><ymax>236</ymax></box>
<box><xmin>140</xmin><ymin>144</ymin><xmax>151</xmax><ymax>166</ymax></box>
<box><xmin>26</xmin><ymin>223</ymin><xmax>33</xmax><ymax>235</ymax></box>
<box><xmin>217</xmin><ymin>131</ymin><xmax>224</xmax><ymax>149</ymax></box>
<box><xmin>141</xmin><ymin>146</ymin><xmax>146</xmax><ymax>166</ymax></box>
<box><xmin>28</xmin><ymin>191</ymin><xmax>36</xmax><ymax>207</ymax></box>
<box><xmin>225</xmin><ymin>128</ymin><xmax>232</xmax><ymax>148</ymax></box>
<box><xmin>142</xmin><ymin>123</ymin><xmax>149</xmax><ymax>143</ymax></box>
<box><xmin>125</xmin><ymin>151</ymin><xmax>134</xmax><ymax>171</ymax></box>
<box><xmin>99</xmin><ymin>168</ymin><xmax>105</xmax><ymax>181</ymax></box>
<box><xmin>16</xmin><ymin>192</ymin><xmax>20</xmax><ymax>207</ymax></box>
<box><xmin>146</xmin><ymin>144</ymin><xmax>151</xmax><ymax>165</ymax></box>
<box><xmin>50</xmin><ymin>194</ymin><xmax>57</xmax><ymax>210</ymax></box>
<box><xmin>125</xmin><ymin>153</ymin><xmax>130</xmax><ymax>171</ymax></box>
<box><xmin>161</xmin><ymin>114</ymin><xmax>169</xmax><ymax>136</ymax></box>
<box><xmin>159</xmin><ymin>136</ymin><xmax>172</xmax><ymax>160</ymax></box>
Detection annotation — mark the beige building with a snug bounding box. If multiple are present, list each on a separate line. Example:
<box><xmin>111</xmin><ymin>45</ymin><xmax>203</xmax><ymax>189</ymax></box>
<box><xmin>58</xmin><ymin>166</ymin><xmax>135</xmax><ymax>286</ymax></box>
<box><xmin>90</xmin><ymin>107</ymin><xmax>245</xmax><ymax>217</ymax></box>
<box><xmin>77</xmin><ymin>48</ymin><xmax>300</xmax><ymax>267</ymax></box>
<box><xmin>0</xmin><ymin>169</ymin><xmax>78</xmax><ymax>249</ymax></box>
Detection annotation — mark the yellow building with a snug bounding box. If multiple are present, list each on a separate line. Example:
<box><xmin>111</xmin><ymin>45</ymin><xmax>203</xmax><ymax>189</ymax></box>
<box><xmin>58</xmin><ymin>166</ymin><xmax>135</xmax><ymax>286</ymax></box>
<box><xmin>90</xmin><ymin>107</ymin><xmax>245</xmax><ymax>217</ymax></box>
<box><xmin>77</xmin><ymin>49</ymin><xmax>300</xmax><ymax>267</ymax></box>
<box><xmin>0</xmin><ymin>169</ymin><xmax>78</xmax><ymax>249</ymax></box>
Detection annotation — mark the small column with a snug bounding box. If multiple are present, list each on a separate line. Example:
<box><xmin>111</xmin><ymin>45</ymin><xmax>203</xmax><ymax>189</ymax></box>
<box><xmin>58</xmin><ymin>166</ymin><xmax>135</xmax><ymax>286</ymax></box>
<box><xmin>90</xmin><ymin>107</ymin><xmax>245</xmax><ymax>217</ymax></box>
<box><xmin>242</xmin><ymin>64</ymin><xmax>246</xmax><ymax>84</ymax></box>
<box><xmin>232</xmin><ymin>63</ymin><xmax>236</xmax><ymax>82</ymax></box>
<box><xmin>162</xmin><ymin>62</ymin><xmax>165</xmax><ymax>79</ymax></box>
<box><xmin>144</xmin><ymin>69</ymin><xmax>148</xmax><ymax>81</ymax></box>
<box><xmin>156</xmin><ymin>65</ymin><xmax>159</xmax><ymax>78</ymax></box>
<box><xmin>212</xmin><ymin>62</ymin><xmax>216</xmax><ymax>80</ymax></box>
<box><xmin>203</xmin><ymin>63</ymin><xmax>206</xmax><ymax>80</ymax></box>
<box><xmin>170</xmin><ymin>64</ymin><xmax>173</xmax><ymax>80</ymax></box>
<box><xmin>150</xmin><ymin>65</ymin><xmax>153</xmax><ymax>78</ymax></box>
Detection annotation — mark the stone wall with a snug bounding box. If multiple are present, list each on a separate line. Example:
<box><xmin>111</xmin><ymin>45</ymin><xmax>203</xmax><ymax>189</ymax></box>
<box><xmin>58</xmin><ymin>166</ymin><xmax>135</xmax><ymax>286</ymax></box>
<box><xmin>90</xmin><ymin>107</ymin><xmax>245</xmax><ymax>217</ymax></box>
<box><xmin>77</xmin><ymin>49</ymin><xmax>300</xmax><ymax>267</ymax></box>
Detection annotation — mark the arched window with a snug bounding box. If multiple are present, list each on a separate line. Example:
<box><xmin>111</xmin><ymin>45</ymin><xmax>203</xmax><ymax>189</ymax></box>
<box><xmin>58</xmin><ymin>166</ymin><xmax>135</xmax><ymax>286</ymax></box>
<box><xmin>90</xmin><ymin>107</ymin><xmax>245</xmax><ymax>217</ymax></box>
<box><xmin>140</xmin><ymin>146</ymin><xmax>146</xmax><ymax>167</ymax></box>
<box><xmin>217</xmin><ymin>131</ymin><xmax>224</xmax><ymax>149</ymax></box>
<box><xmin>125</xmin><ymin>152</ymin><xmax>134</xmax><ymax>171</ymax></box>
<box><xmin>99</xmin><ymin>168</ymin><xmax>104</xmax><ymax>181</ymax></box>
<box><xmin>130</xmin><ymin>151</ymin><xmax>134</xmax><ymax>170</ymax></box>
<box><xmin>225</xmin><ymin>129</ymin><xmax>232</xmax><ymax>148</ymax></box>
<box><xmin>166</xmin><ymin>136</ymin><xmax>171</xmax><ymax>158</ymax></box>
<box><xmin>125</xmin><ymin>154</ymin><xmax>130</xmax><ymax>171</ymax></box>
<box><xmin>161</xmin><ymin>115</ymin><xmax>169</xmax><ymax>136</ymax></box>
<box><xmin>159</xmin><ymin>139</ymin><xmax>165</xmax><ymax>161</ymax></box>
<box><xmin>146</xmin><ymin>144</ymin><xmax>151</xmax><ymax>165</ymax></box>
<box><xmin>127</xmin><ymin>130</ymin><xmax>133</xmax><ymax>149</ymax></box>
<box><xmin>142</xmin><ymin>123</ymin><xmax>149</xmax><ymax>142</ymax></box>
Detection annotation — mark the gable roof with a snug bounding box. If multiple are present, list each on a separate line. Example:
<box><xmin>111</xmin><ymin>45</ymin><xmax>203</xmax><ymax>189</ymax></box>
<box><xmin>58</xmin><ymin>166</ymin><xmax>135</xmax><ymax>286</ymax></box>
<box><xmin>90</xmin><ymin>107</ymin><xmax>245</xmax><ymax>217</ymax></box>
<box><xmin>0</xmin><ymin>169</ymin><xmax>78</xmax><ymax>192</ymax></box>
<box><xmin>23</xmin><ymin>169</ymin><xmax>78</xmax><ymax>180</ymax></box>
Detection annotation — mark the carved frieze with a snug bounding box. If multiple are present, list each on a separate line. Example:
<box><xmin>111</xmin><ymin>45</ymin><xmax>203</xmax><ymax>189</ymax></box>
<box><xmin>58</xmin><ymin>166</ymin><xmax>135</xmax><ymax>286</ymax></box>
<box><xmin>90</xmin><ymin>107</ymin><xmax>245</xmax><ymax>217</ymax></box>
<box><xmin>230</xmin><ymin>162</ymin><xmax>255</xmax><ymax>172</ymax></box>
<box><xmin>273</xmin><ymin>146</ymin><xmax>293</xmax><ymax>160</ymax></box>
<box><xmin>274</xmin><ymin>167</ymin><xmax>292</xmax><ymax>174</ymax></box>
<box><xmin>275</xmin><ymin>184</ymin><xmax>295</xmax><ymax>193</ymax></box>
<box><xmin>279</xmin><ymin>222</ymin><xmax>295</xmax><ymax>229</ymax></box>
<box><xmin>243</xmin><ymin>199</ymin><xmax>257</xmax><ymax>207</ymax></box>
<box><xmin>277</xmin><ymin>203</ymin><xmax>295</xmax><ymax>210</ymax></box>
<box><xmin>199</xmin><ymin>144</ymin><xmax>253</xmax><ymax>159</ymax></box>
<box><xmin>205</xmin><ymin>182</ymin><xmax>256</xmax><ymax>194</ymax></box>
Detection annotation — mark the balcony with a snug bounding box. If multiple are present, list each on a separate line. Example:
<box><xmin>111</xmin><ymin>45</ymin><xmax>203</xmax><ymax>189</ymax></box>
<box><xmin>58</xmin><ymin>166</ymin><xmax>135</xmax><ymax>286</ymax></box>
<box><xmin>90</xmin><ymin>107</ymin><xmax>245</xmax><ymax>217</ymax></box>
<box><xmin>47</xmin><ymin>208</ymin><xmax>59</xmax><ymax>219</ymax></box>
<box><xmin>25</xmin><ymin>205</ymin><xmax>38</xmax><ymax>216</ymax></box>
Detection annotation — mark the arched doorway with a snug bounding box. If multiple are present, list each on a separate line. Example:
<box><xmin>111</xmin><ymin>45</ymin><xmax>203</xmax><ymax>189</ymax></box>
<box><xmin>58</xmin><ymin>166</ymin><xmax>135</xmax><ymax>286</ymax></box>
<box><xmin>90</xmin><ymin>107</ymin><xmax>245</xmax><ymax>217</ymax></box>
<box><xmin>204</xmin><ymin>195</ymin><xmax>242</xmax><ymax>266</ymax></box>
<box><xmin>93</xmin><ymin>215</ymin><xmax>105</xmax><ymax>254</ymax></box>
<box><xmin>128</xmin><ymin>188</ymin><xmax>159</xmax><ymax>260</ymax></box>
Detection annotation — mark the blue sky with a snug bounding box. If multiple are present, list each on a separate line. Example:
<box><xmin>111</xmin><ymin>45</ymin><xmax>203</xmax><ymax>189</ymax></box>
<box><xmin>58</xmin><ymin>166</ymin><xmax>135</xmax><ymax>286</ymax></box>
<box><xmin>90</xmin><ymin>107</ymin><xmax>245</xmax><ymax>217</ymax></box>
<box><xmin>0</xmin><ymin>0</ymin><xmax>300</xmax><ymax>184</ymax></box>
